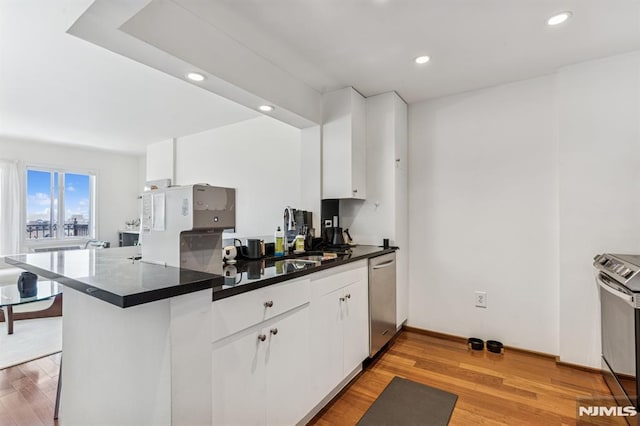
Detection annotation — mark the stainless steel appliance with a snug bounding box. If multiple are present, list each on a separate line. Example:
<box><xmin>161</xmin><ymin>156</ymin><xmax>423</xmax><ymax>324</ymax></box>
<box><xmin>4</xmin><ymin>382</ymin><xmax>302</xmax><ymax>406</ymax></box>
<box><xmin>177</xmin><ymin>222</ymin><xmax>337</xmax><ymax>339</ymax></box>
<box><xmin>141</xmin><ymin>184</ymin><xmax>235</xmax><ymax>274</ymax></box>
<box><xmin>283</xmin><ymin>206</ymin><xmax>313</xmax><ymax>245</ymax></box>
<box><xmin>369</xmin><ymin>252</ymin><xmax>397</xmax><ymax>357</ymax></box>
<box><xmin>594</xmin><ymin>253</ymin><xmax>640</xmax><ymax>414</ymax></box>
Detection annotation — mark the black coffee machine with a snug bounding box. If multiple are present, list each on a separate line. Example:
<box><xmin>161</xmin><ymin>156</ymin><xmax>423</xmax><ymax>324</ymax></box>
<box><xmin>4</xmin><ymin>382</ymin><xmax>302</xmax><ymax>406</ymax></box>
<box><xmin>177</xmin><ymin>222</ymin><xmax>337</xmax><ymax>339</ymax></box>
<box><xmin>320</xmin><ymin>199</ymin><xmax>352</xmax><ymax>250</ymax></box>
<box><xmin>283</xmin><ymin>207</ymin><xmax>313</xmax><ymax>245</ymax></box>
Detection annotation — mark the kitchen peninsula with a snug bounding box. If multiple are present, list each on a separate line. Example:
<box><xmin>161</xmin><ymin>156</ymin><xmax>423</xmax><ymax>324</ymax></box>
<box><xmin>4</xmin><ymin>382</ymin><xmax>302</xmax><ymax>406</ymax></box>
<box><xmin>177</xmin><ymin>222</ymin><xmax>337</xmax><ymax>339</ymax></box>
<box><xmin>6</xmin><ymin>244</ymin><xmax>396</xmax><ymax>426</ymax></box>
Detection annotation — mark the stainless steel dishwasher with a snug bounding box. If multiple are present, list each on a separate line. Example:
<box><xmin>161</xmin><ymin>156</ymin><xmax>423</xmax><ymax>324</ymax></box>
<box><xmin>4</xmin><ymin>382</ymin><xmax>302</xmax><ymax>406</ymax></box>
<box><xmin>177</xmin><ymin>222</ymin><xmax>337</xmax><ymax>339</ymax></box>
<box><xmin>369</xmin><ymin>252</ymin><xmax>397</xmax><ymax>357</ymax></box>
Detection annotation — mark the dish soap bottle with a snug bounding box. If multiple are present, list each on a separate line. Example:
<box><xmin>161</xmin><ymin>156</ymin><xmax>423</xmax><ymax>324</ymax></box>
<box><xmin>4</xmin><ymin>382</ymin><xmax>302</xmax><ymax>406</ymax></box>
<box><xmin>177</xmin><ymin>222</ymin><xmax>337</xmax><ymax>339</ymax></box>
<box><xmin>275</xmin><ymin>226</ymin><xmax>285</xmax><ymax>257</ymax></box>
<box><xmin>294</xmin><ymin>234</ymin><xmax>305</xmax><ymax>253</ymax></box>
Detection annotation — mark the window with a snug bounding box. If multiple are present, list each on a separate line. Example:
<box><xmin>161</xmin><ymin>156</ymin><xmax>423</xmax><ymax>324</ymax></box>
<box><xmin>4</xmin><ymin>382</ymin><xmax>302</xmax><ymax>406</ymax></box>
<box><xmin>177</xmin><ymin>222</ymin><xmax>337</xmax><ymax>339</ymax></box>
<box><xmin>25</xmin><ymin>167</ymin><xmax>95</xmax><ymax>241</ymax></box>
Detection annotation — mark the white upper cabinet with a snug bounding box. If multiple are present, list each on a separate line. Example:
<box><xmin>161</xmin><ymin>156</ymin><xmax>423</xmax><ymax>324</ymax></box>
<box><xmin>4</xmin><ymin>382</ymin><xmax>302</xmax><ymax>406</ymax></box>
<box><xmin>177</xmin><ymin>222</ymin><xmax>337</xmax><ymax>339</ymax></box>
<box><xmin>322</xmin><ymin>87</ymin><xmax>367</xmax><ymax>200</ymax></box>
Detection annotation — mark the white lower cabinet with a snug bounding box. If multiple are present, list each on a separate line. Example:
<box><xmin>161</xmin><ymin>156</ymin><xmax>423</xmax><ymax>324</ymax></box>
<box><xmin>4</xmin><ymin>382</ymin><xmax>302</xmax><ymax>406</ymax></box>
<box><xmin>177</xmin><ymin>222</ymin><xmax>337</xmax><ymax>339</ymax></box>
<box><xmin>309</xmin><ymin>261</ymin><xmax>369</xmax><ymax>403</ymax></box>
<box><xmin>311</xmin><ymin>286</ymin><xmax>344</xmax><ymax>400</ymax></box>
<box><xmin>212</xmin><ymin>261</ymin><xmax>369</xmax><ymax>425</ymax></box>
<box><xmin>212</xmin><ymin>326</ymin><xmax>267</xmax><ymax>426</ymax></box>
<box><xmin>212</xmin><ymin>306</ymin><xmax>310</xmax><ymax>426</ymax></box>
<box><xmin>265</xmin><ymin>308</ymin><xmax>310</xmax><ymax>425</ymax></box>
<box><xmin>342</xmin><ymin>279</ymin><xmax>369</xmax><ymax>376</ymax></box>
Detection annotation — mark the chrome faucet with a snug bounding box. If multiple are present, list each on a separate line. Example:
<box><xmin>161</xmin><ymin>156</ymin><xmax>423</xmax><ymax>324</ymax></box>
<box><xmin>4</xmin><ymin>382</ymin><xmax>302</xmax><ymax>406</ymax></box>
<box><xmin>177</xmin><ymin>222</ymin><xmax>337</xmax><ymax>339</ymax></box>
<box><xmin>284</xmin><ymin>206</ymin><xmax>296</xmax><ymax>232</ymax></box>
<box><xmin>284</xmin><ymin>206</ymin><xmax>297</xmax><ymax>245</ymax></box>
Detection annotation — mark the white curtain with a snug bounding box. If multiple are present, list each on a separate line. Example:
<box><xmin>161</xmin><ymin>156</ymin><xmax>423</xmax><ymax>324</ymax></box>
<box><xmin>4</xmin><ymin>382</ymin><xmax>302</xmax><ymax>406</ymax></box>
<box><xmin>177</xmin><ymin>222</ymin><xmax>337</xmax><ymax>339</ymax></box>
<box><xmin>0</xmin><ymin>160</ymin><xmax>20</xmax><ymax>255</ymax></box>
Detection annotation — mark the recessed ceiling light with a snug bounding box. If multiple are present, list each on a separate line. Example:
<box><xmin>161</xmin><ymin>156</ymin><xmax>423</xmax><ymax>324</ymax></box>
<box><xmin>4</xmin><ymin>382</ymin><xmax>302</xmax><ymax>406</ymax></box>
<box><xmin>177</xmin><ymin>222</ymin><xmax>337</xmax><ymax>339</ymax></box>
<box><xmin>186</xmin><ymin>72</ymin><xmax>205</xmax><ymax>82</ymax></box>
<box><xmin>415</xmin><ymin>55</ymin><xmax>430</xmax><ymax>65</ymax></box>
<box><xmin>547</xmin><ymin>11</ymin><xmax>572</xmax><ymax>26</ymax></box>
<box><xmin>258</xmin><ymin>105</ymin><xmax>274</xmax><ymax>112</ymax></box>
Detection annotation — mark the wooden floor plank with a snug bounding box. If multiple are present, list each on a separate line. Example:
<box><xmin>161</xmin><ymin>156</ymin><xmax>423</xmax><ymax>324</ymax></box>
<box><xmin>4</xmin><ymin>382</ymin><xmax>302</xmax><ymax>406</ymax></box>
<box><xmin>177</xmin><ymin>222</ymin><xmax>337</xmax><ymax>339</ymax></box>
<box><xmin>312</xmin><ymin>331</ymin><xmax>615</xmax><ymax>425</ymax></box>
<box><xmin>0</xmin><ymin>356</ymin><xmax>57</xmax><ymax>426</ymax></box>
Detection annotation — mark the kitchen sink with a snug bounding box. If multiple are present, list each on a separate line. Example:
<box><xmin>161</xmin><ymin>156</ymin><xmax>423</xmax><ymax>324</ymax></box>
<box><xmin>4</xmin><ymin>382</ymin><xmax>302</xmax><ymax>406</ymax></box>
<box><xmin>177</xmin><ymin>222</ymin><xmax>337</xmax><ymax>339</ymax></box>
<box><xmin>281</xmin><ymin>258</ymin><xmax>320</xmax><ymax>265</ymax></box>
<box><xmin>291</xmin><ymin>252</ymin><xmax>339</xmax><ymax>262</ymax></box>
<box><xmin>279</xmin><ymin>258</ymin><xmax>321</xmax><ymax>270</ymax></box>
<box><xmin>292</xmin><ymin>255</ymin><xmax>325</xmax><ymax>262</ymax></box>
<box><xmin>264</xmin><ymin>251</ymin><xmax>341</xmax><ymax>265</ymax></box>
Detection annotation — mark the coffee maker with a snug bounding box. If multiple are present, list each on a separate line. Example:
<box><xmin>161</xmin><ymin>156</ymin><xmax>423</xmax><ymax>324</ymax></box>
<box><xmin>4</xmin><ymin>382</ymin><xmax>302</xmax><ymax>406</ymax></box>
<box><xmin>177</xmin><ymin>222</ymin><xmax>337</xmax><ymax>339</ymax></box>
<box><xmin>320</xmin><ymin>199</ymin><xmax>352</xmax><ymax>249</ymax></box>
<box><xmin>283</xmin><ymin>206</ymin><xmax>313</xmax><ymax>245</ymax></box>
<box><xmin>141</xmin><ymin>184</ymin><xmax>235</xmax><ymax>275</ymax></box>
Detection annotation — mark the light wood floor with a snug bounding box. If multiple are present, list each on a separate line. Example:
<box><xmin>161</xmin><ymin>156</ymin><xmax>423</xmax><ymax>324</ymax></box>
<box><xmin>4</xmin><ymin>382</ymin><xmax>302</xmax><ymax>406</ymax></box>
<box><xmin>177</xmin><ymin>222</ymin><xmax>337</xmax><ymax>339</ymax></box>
<box><xmin>0</xmin><ymin>332</ymin><xmax>618</xmax><ymax>425</ymax></box>
<box><xmin>312</xmin><ymin>331</ymin><xmax>618</xmax><ymax>426</ymax></box>
<box><xmin>0</xmin><ymin>353</ymin><xmax>60</xmax><ymax>426</ymax></box>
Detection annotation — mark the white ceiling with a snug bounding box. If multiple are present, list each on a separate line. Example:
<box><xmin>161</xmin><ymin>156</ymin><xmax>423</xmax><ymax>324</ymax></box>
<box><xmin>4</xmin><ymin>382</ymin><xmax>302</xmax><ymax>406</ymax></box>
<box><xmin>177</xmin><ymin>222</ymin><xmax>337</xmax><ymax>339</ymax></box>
<box><xmin>3</xmin><ymin>0</ymin><xmax>640</xmax><ymax>153</ymax></box>
<box><xmin>184</xmin><ymin>0</ymin><xmax>640</xmax><ymax>102</ymax></box>
<box><xmin>0</xmin><ymin>0</ymin><xmax>259</xmax><ymax>154</ymax></box>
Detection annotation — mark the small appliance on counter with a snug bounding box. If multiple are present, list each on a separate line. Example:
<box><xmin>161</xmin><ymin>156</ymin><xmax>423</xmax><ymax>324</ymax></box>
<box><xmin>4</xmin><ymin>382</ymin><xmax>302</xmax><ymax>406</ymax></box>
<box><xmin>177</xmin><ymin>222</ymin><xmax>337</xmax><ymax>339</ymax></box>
<box><xmin>321</xmin><ymin>215</ymin><xmax>354</xmax><ymax>251</ymax></box>
<box><xmin>140</xmin><ymin>184</ymin><xmax>235</xmax><ymax>275</ymax></box>
<box><xmin>223</xmin><ymin>245</ymin><xmax>237</xmax><ymax>264</ymax></box>
<box><xmin>281</xmin><ymin>206</ymin><xmax>314</xmax><ymax>253</ymax></box>
<box><xmin>229</xmin><ymin>238</ymin><xmax>265</xmax><ymax>260</ymax></box>
<box><xmin>283</xmin><ymin>206</ymin><xmax>313</xmax><ymax>247</ymax></box>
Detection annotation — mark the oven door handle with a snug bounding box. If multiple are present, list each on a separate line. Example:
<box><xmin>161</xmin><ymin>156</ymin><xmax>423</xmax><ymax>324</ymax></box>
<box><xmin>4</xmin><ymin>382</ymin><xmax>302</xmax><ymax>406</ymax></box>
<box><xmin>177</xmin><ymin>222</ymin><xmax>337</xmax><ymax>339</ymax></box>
<box><xmin>597</xmin><ymin>274</ymin><xmax>634</xmax><ymax>306</ymax></box>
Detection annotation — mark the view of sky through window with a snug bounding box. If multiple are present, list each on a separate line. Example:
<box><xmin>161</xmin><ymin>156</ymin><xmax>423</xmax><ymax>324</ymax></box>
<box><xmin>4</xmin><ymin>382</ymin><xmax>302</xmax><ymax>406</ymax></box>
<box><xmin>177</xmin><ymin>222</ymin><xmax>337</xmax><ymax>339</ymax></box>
<box><xmin>64</xmin><ymin>173</ymin><xmax>90</xmax><ymax>223</ymax></box>
<box><xmin>26</xmin><ymin>169</ymin><xmax>92</xmax><ymax>239</ymax></box>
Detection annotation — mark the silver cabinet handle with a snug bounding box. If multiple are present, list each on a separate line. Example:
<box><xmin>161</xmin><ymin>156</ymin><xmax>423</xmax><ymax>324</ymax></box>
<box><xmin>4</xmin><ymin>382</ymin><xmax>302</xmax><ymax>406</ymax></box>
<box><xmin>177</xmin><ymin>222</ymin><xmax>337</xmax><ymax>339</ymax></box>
<box><xmin>270</xmin><ymin>328</ymin><xmax>278</xmax><ymax>335</ymax></box>
<box><xmin>264</xmin><ymin>300</ymin><xmax>274</xmax><ymax>308</ymax></box>
<box><xmin>257</xmin><ymin>334</ymin><xmax>267</xmax><ymax>342</ymax></box>
<box><xmin>353</xmin><ymin>189</ymin><xmax>358</xmax><ymax>193</ymax></box>
<box><xmin>372</xmin><ymin>260</ymin><xmax>395</xmax><ymax>269</ymax></box>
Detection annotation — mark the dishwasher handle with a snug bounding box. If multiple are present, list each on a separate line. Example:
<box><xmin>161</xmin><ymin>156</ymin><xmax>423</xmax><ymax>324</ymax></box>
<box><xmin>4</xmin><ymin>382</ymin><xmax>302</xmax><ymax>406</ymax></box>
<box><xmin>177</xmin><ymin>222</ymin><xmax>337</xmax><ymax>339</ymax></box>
<box><xmin>372</xmin><ymin>259</ymin><xmax>395</xmax><ymax>270</ymax></box>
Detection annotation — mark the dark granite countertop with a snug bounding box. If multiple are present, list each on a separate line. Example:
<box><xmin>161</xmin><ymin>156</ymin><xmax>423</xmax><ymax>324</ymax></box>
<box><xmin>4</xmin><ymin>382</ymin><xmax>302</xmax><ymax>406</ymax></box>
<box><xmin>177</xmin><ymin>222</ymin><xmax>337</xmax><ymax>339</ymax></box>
<box><xmin>4</xmin><ymin>247</ymin><xmax>218</xmax><ymax>308</ymax></box>
<box><xmin>214</xmin><ymin>245</ymin><xmax>396</xmax><ymax>301</ymax></box>
<box><xmin>5</xmin><ymin>245</ymin><xmax>396</xmax><ymax>307</ymax></box>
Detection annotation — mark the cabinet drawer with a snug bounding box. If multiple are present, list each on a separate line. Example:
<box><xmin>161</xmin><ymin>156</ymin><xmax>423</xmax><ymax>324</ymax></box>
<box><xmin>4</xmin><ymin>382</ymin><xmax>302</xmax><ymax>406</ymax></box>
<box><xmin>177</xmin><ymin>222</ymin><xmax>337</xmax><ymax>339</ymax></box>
<box><xmin>212</xmin><ymin>278</ymin><xmax>310</xmax><ymax>342</ymax></box>
<box><xmin>311</xmin><ymin>260</ymin><xmax>367</xmax><ymax>298</ymax></box>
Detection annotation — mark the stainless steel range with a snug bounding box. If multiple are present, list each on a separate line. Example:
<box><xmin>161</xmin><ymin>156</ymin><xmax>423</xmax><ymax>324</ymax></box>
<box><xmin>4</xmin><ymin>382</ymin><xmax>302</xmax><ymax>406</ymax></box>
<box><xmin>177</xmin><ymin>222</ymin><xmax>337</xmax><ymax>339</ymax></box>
<box><xmin>594</xmin><ymin>253</ymin><xmax>640</xmax><ymax>413</ymax></box>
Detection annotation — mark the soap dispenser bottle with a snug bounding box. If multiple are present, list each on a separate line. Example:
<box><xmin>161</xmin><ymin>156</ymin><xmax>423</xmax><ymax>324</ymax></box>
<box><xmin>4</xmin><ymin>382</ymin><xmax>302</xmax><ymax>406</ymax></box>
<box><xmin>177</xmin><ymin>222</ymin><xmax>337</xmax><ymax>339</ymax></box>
<box><xmin>294</xmin><ymin>233</ymin><xmax>305</xmax><ymax>253</ymax></box>
<box><xmin>275</xmin><ymin>226</ymin><xmax>285</xmax><ymax>257</ymax></box>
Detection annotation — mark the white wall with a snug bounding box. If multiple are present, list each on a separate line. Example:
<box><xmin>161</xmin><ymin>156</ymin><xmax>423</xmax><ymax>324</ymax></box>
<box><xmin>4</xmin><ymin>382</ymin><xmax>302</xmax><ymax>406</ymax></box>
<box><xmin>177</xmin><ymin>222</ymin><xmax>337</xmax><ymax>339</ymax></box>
<box><xmin>138</xmin><ymin>154</ymin><xmax>147</xmax><ymax>192</ymax></box>
<box><xmin>408</xmin><ymin>51</ymin><xmax>640</xmax><ymax>366</ymax></box>
<box><xmin>0</xmin><ymin>137</ymin><xmax>141</xmax><ymax>250</ymax></box>
<box><xmin>557</xmin><ymin>52</ymin><xmax>640</xmax><ymax>367</ymax></box>
<box><xmin>300</xmin><ymin>126</ymin><xmax>322</xmax><ymax>234</ymax></box>
<box><xmin>408</xmin><ymin>75</ymin><xmax>560</xmax><ymax>355</ymax></box>
<box><xmin>146</xmin><ymin>139</ymin><xmax>175</xmax><ymax>182</ymax></box>
<box><xmin>174</xmin><ymin>117</ymin><xmax>302</xmax><ymax>238</ymax></box>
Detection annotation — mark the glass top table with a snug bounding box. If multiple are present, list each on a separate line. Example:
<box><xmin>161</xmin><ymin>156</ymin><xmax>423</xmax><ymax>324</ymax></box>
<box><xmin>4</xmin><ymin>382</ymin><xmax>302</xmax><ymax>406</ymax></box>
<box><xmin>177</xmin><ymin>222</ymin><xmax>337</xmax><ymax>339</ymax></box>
<box><xmin>0</xmin><ymin>281</ymin><xmax>63</xmax><ymax>334</ymax></box>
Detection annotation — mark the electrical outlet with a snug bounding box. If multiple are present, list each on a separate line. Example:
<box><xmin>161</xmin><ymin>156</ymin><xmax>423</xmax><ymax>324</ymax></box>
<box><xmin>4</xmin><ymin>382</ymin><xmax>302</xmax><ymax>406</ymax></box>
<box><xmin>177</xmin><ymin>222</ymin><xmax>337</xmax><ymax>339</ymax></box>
<box><xmin>324</xmin><ymin>219</ymin><xmax>333</xmax><ymax>228</ymax></box>
<box><xmin>475</xmin><ymin>291</ymin><xmax>487</xmax><ymax>308</ymax></box>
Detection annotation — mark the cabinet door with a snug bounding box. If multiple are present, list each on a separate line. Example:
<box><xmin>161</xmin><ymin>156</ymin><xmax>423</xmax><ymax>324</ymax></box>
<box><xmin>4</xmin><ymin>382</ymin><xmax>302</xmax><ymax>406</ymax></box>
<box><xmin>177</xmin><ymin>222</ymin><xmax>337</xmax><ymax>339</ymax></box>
<box><xmin>266</xmin><ymin>307</ymin><xmax>311</xmax><ymax>425</ymax></box>
<box><xmin>350</xmin><ymin>88</ymin><xmax>367</xmax><ymax>199</ymax></box>
<box><xmin>309</xmin><ymin>287</ymin><xmax>344</xmax><ymax>401</ymax></box>
<box><xmin>212</xmin><ymin>328</ymin><xmax>267</xmax><ymax>425</ymax></box>
<box><xmin>322</xmin><ymin>87</ymin><xmax>366</xmax><ymax>199</ymax></box>
<box><xmin>393</xmin><ymin>94</ymin><xmax>408</xmax><ymax>172</ymax></box>
<box><xmin>342</xmin><ymin>279</ymin><xmax>369</xmax><ymax>376</ymax></box>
